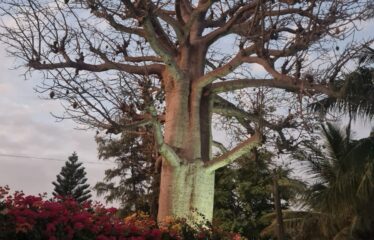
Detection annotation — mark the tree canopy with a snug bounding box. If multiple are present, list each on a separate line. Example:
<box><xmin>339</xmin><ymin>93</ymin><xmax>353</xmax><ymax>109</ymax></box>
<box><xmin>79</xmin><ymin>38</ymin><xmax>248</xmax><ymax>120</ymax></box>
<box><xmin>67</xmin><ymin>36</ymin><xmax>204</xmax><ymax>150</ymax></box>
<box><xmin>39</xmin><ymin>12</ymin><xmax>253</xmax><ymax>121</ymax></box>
<box><xmin>1</xmin><ymin>0</ymin><xmax>373</xmax><ymax>222</ymax></box>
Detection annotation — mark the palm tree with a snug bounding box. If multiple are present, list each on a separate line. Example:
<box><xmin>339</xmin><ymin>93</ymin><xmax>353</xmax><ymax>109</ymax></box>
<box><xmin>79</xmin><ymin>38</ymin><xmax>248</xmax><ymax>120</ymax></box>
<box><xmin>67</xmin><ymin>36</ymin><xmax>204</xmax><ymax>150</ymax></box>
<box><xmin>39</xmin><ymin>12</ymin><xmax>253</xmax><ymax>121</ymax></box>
<box><xmin>304</xmin><ymin>123</ymin><xmax>374</xmax><ymax>239</ymax></box>
<box><xmin>261</xmin><ymin>123</ymin><xmax>374</xmax><ymax>240</ymax></box>
<box><xmin>261</xmin><ymin>210</ymin><xmax>343</xmax><ymax>240</ymax></box>
<box><xmin>310</xmin><ymin>45</ymin><xmax>374</xmax><ymax>120</ymax></box>
<box><xmin>306</xmin><ymin>123</ymin><xmax>374</xmax><ymax>239</ymax></box>
<box><xmin>309</xmin><ymin>67</ymin><xmax>374</xmax><ymax>120</ymax></box>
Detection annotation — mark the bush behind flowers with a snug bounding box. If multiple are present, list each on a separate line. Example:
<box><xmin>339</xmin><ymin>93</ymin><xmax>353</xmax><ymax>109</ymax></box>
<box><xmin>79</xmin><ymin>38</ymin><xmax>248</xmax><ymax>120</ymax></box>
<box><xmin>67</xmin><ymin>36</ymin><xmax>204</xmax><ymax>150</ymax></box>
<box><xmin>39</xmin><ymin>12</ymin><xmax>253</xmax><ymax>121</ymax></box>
<box><xmin>0</xmin><ymin>186</ymin><xmax>243</xmax><ymax>240</ymax></box>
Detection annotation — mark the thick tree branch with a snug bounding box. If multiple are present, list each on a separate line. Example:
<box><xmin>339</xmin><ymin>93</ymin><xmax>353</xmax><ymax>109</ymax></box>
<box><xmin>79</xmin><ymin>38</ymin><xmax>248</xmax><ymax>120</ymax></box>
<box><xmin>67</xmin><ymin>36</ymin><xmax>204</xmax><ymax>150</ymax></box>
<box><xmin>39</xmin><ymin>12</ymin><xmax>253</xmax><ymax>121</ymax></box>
<box><xmin>183</xmin><ymin>0</ymin><xmax>211</xmax><ymax>36</ymax></box>
<box><xmin>193</xmin><ymin>46</ymin><xmax>256</xmax><ymax>88</ymax></box>
<box><xmin>211</xmin><ymin>79</ymin><xmax>340</xmax><ymax>97</ymax></box>
<box><xmin>202</xmin><ymin>2</ymin><xmax>258</xmax><ymax>45</ymax></box>
<box><xmin>175</xmin><ymin>0</ymin><xmax>192</xmax><ymax>24</ymax></box>
<box><xmin>28</xmin><ymin>60</ymin><xmax>163</xmax><ymax>76</ymax></box>
<box><xmin>204</xmin><ymin>133</ymin><xmax>261</xmax><ymax>173</ymax></box>
<box><xmin>142</xmin><ymin>17</ymin><xmax>184</xmax><ymax>80</ymax></box>
<box><xmin>154</xmin><ymin>8</ymin><xmax>184</xmax><ymax>40</ymax></box>
<box><xmin>124</xmin><ymin>56</ymin><xmax>163</xmax><ymax>63</ymax></box>
<box><xmin>143</xmin><ymin>18</ymin><xmax>176</xmax><ymax>57</ymax></box>
<box><xmin>211</xmin><ymin>78</ymin><xmax>272</xmax><ymax>93</ymax></box>
<box><xmin>195</xmin><ymin>53</ymin><xmax>244</xmax><ymax>88</ymax></box>
<box><xmin>149</xmin><ymin>106</ymin><xmax>181</xmax><ymax>167</ymax></box>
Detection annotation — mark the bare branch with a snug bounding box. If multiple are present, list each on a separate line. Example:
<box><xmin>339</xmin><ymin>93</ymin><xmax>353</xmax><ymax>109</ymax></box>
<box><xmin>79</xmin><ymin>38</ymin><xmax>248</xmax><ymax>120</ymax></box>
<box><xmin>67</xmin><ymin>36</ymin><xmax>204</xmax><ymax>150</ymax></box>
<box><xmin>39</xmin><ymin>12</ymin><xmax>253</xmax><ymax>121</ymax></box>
<box><xmin>202</xmin><ymin>1</ymin><xmax>258</xmax><ymax>45</ymax></box>
<box><xmin>211</xmin><ymin>79</ymin><xmax>339</xmax><ymax>97</ymax></box>
<box><xmin>149</xmin><ymin>106</ymin><xmax>181</xmax><ymax>167</ymax></box>
<box><xmin>204</xmin><ymin>133</ymin><xmax>261</xmax><ymax>173</ymax></box>
<box><xmin>28</xmin><ymin>60</ymin><xmax>163</xmax><ymax>76</ymax></box>
<box><xmin>195</xmin><ymin>53</ymin><xmax>244</xmax><ymax>88</ymax></box>
<box><xmin>124</xmin><ymin>56</ymin><xmax>163</xmax><ymax>63</ymax></box>
<box><xmin>212</xmin><ymin>141</ymin><xmax>227</xmax><ymax>154</ymax></box>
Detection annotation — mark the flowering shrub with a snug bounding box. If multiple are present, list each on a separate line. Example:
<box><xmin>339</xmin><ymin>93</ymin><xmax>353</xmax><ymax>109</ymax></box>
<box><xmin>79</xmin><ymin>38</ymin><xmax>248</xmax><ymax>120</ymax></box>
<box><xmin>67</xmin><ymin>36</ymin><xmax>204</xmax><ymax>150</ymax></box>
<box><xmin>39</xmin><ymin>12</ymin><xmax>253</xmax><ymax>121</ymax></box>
<box><xmin>0</xmin><ymin>186</ymin><xmax>244</xmax><ymax>240</ymax></box>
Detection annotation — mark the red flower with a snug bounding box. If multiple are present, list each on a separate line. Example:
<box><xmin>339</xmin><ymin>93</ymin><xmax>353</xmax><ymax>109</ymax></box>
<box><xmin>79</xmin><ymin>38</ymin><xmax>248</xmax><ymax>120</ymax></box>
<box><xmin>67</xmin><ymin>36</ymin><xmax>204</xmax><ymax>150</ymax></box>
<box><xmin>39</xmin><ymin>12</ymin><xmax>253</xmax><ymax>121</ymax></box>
<box><xmin>96</xmin><ymin>235</ymin><xmax>110</xmax><ymax>240</ymax></box>
<box><xmin>129</xmin><ymin>237</ymin><xmax>146</xmax><ymax>240</ymax></box>
<box><xmin>1</xmin><ymin>186</ymin><xmax>245</xmax><ymax>240</ymax></box>
<box><xmin>74</xmin><ymin>222</ymin><xmax>85</xmax><ymax>230</ymax></box>
<box><xmin>148</xmin><ymin>229</ymin><xmax>162</xmax><ymax>239</ymax></box>
<box><xmin>46</xmin><ymin>223</ymin><xmax>56</xmax><ymax>235</ymax></box>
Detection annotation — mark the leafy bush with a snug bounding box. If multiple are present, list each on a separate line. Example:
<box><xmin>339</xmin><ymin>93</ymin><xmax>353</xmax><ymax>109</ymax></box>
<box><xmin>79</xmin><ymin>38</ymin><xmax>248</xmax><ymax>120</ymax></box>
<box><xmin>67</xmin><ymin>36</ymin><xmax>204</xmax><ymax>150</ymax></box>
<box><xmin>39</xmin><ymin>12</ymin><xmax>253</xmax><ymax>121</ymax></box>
<box><xmin>0</xmin><ymin>186</ymin><xmax>243</xmax><ymax>240</ymax></box>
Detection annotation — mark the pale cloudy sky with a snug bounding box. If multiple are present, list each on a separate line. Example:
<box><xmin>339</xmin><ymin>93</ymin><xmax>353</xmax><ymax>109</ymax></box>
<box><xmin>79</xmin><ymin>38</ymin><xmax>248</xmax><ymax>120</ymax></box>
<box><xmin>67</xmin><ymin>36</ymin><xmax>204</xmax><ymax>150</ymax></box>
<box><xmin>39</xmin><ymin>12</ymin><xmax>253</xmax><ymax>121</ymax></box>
<box><xmin>0</xmin><ymin>44</ymin><xmax>116</xmax><ymax>204</ymax></box>
<box><xmin>0</xmin><ymin>17</ymin><xmax>373</xmax><ymax>205</ymax></box>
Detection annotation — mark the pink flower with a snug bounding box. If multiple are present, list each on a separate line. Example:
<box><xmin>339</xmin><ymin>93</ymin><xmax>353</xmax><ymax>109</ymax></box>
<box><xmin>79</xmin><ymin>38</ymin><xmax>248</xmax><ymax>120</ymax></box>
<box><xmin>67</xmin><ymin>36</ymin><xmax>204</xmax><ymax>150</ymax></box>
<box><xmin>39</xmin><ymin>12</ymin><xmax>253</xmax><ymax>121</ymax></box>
<box><xmin>96</xmin><ymin>235</ymin><xmax>110</xmax><ymax>240</ymax></box>
<box><xmin>148</xmin><ymin>229</ymin><xmax>162</xmax><ymax>239</ymax></box>
<box><xmin>46</xmin><ymin>223</ymin><xmax>56</xmax><ymax>234</ymax></box>
<box><xmin>74</xmin><ymin>222</ymin><xmax>85</xmax><ymax>230</ymax></box>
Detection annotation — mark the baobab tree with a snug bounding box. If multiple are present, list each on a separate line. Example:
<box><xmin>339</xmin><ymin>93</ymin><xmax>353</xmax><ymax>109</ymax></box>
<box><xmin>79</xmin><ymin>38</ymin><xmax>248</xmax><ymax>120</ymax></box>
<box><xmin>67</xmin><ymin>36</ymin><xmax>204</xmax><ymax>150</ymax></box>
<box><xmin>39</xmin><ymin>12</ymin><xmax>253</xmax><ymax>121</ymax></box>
<box><xmin>0</xmin><ymin>0</ymin><xmax>372</xmax><ymax>223</ymax></box>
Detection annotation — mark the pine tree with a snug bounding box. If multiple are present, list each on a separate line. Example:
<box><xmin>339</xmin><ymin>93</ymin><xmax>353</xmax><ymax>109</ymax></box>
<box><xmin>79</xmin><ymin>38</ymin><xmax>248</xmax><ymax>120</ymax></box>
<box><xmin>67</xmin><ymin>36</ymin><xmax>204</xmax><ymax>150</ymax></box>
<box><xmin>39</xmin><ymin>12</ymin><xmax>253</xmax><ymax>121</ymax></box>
<box><xmin>95</xmin><ymin>128</ymin><xmax>160</xmax><ymax>219</ymax></box>
<box><xmin>95</xmin><ymin>85</ymin><xmax>160</xmax><ymax>218</ymax></box>
<box><xmin>52</xmin><ymin>153</ymin><xmax>91</xmax><ymax>203</ymax></box>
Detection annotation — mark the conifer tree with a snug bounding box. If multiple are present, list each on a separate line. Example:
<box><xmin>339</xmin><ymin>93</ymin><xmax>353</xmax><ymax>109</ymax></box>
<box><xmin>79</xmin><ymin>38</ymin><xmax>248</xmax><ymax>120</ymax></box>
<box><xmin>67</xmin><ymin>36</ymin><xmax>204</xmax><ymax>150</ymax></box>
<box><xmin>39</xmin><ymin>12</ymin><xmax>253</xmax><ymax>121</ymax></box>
<box><xmin>95</xmin><ymin>126</ymin><xmax>160</xmax><ymax>219</ymax></box>
<box><xmin>52</xmin><ymin>153</ymin><xmax>91</xmax><ymax>203</ymax></box>
<box><xmin>94</xmin><ymin>83</ymin><xmax>160</xmax><ymax>218</ymax></box>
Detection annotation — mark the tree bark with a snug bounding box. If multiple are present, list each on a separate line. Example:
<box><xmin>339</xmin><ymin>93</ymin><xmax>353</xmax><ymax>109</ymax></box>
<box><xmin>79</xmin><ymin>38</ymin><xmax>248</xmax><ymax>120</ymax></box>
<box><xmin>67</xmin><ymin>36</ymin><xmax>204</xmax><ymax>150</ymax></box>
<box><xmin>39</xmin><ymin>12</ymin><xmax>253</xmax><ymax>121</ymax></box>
<box><xmin>158</xmin><ymin>161</ymin><xmax>215</xmax><ymax>223</ymax></box>
<box><xmin>156</xmin><ymin>44</ymin><xmax>218</xmax><ymax>223</ymax></box>
<box><xmin>158</xmin><ymin>84</ymin><xmax>216</xmax><ymax>222</ymax></box>
<box><xmin>155</xmin><ymin>44</ymin><xmax>260</xmax><ymax>223</ymax></box>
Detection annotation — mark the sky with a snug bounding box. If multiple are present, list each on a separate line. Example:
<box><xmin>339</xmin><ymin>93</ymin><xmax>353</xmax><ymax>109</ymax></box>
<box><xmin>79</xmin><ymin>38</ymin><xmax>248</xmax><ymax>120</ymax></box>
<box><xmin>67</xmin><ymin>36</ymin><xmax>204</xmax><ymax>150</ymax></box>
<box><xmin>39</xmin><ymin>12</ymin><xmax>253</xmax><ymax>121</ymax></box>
<box><xmin>0</xmin><ymin>45</ymin><xmax>116</xmax><ymax>204</ymax></box>
<box><xmin>0</xmin><ymin>12</ymin><xmax>373</xmax><ymax>206</ymax></box>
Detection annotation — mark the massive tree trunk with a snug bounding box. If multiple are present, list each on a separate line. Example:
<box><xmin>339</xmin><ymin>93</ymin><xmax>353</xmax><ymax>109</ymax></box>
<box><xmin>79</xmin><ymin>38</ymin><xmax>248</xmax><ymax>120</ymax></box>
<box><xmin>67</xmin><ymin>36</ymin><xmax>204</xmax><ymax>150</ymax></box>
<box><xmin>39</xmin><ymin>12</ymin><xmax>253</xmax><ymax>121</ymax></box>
<box><xmin>158</xmin><ymin>91</ymin><xmax>216</xmax><ymax>222</ymax></box>
<box><xmin>154</xmin><ymin>43</ymin><xmax>261</xmax><ymax>223</ymax></box>
<box><xmin>158</xmin><ymin>161</ymin><xmax>215</xmax><ymax>222</ymax></box>
<box><xmin>157</xmin><ymin>46</ymin><xmax>216</xmax><ymax>222</ymax></box>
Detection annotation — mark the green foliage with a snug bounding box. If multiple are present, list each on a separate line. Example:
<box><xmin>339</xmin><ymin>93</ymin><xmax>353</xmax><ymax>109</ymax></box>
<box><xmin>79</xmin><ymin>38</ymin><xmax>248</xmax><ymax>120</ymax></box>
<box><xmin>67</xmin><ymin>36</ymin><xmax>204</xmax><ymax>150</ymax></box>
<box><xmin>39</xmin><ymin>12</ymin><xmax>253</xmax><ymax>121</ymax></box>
<box><xmin>52</xmin><ymin>152</ymin><xmax>91</xmax><ymax>203</ymax></box>
<box><xmin>95</xmin><ymin>130</ymin><xmax>160</xmax><ymax>218</ymax></box>
<box><xmin>213</xmin><ymin>149</ymin><xmax>304</xmax><ymax>239</ymax></box>
<box><xmin>309</xmin><ymin>67</ymin><xmax>374</xmax><ymax>120</ymax></box>
<box><xmin>261</xmin><ymin>210</ymin><xmax>343</xmax><ymax>240</ymax></box>
<box><xmin>270</xmin><ymin>123</ymin><xmax>374</xmax><ymax>240</ymax></box>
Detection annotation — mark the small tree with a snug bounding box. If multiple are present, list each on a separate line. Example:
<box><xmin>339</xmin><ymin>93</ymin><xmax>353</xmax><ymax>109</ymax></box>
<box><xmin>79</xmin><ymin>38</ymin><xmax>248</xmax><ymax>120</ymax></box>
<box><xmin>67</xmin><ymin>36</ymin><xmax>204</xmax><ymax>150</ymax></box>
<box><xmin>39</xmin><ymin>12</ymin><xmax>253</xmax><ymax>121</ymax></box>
<box><xmin>95</xmin><ymin>85</ymin><xmax>160</xmax><ymax>218</ymax></box>
<box><xmin>95</xmin><ymin>130</ymin><xmax>160</xmax><ymax>219</ymax></box>
<box><xmin>214</xmin><ymin>149</ymin><xmax>304</xmax><ymax>239</ymax></box>
<box><xmin>52</xmin><ymin>153</ymin><xmax>91</xmax><ymax>203</ymax></box>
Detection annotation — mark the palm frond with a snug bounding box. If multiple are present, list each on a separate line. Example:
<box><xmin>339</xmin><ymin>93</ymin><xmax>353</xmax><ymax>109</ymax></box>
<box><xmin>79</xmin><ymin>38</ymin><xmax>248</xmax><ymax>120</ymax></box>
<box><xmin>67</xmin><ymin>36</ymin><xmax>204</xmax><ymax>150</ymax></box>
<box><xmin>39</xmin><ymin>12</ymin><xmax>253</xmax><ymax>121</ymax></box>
<box><xmin>301</xmin><ymin>123</ymin><xmax>374</xmax><ymax>238</ymax></box>
<box><xmin>332</xmin><ymin>226</ymin><xmax>351</xmax><ymax>240</ymax></box>
<box><xmin>309</xmin><ymin>67</ymin><xmax>374</xmax><ymax>120</ymax></box>
<box><xmin>261</xmin><ymin>210</ymin><xmax>342</xmax><ymax>240</ymax></box>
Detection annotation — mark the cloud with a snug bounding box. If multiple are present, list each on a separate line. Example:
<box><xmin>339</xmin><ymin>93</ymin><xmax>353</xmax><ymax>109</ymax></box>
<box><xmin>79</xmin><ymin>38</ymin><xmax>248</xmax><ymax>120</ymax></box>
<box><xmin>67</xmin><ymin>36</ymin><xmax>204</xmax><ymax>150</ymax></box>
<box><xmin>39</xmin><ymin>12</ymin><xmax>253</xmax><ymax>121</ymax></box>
<box><xmin>0</xmin><ymin>44</ymin><xmax>115</xmax><ymax>205</ymax></box>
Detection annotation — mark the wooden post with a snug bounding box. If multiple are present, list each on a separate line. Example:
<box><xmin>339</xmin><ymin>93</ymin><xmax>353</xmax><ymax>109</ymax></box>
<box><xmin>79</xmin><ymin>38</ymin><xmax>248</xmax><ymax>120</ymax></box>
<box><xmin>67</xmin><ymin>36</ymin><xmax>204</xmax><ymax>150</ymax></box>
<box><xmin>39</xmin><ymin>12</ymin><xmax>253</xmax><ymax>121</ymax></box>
<box><xmin>273</xmin><ymin>168</ymin><xmax>285</xmax><ymax>240</ymax></box>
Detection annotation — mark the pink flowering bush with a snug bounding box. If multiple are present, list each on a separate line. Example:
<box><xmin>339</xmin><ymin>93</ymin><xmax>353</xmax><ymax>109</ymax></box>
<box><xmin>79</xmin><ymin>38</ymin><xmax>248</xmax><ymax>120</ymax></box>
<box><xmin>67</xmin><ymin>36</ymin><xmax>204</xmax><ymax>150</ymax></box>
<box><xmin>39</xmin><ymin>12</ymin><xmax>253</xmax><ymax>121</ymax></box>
<box><xmin>0</xmin><ymin>186</ymin><xmax>243</xmax><ymax>240</ymax></box>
